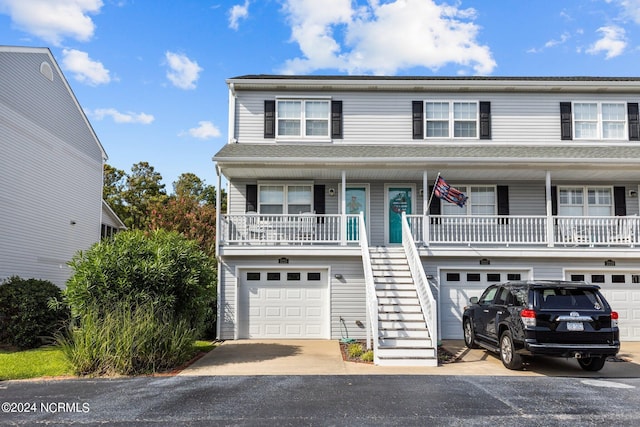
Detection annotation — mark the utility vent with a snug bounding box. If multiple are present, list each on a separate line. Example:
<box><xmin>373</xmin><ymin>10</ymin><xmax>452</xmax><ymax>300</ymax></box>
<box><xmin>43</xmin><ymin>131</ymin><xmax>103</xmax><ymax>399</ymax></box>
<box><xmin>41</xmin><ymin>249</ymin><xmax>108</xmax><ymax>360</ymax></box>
<box><xmin>40</xmin><ymin>61</ymin><xmax>54</xmax><ymax>81</ymax></box>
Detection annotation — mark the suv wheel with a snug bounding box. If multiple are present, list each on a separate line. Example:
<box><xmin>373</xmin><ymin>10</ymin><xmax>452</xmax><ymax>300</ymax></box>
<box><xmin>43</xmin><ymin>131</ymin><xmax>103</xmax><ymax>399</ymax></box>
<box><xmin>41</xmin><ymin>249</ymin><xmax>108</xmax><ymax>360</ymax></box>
<box><xmin>463</xmin><ymin>319</ymin><xmax>479</xmax><ymax>349</ymax></box>
<box><xmin>500</xmin><ymin>330</ymin><xmax>523</xmax><ymax>370</ymax></box>
<box><xmin>578</xmin><ymin>356</ymin><xmax>607</xmax><ymax>372</ymax></box>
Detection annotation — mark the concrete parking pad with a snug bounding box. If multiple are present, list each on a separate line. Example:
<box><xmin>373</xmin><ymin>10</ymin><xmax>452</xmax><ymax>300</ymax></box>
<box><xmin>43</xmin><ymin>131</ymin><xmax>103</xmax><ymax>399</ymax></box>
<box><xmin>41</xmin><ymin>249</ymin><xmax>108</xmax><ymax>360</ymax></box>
<box><xmin>180</xmin><ymin>339</ymin><xmax>640</xmax><ymax>377</ymax></box>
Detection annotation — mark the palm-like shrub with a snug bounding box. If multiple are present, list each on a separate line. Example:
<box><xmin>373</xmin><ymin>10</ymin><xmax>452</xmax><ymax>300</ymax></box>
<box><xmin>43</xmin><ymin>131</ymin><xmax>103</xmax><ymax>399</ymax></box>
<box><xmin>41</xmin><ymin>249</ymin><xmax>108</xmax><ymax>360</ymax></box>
<box><xmin>61</xmin><ymin>230</ymin><xmax>215</xmax><ymax>374</ymax></box>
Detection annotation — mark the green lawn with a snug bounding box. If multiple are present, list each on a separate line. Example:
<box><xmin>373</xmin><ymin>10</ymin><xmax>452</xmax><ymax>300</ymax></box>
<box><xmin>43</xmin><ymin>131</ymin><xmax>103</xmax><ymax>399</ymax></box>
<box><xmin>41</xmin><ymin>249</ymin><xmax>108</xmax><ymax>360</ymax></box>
<box><xmin>0</xmin><ymin>341</ymin><xmax>215</xmax><ymax>381</ymax></box>
<box><xmin>0</xmin><ymin>346</ymin><xmax>72</xmax><ymax>380</ymax></box>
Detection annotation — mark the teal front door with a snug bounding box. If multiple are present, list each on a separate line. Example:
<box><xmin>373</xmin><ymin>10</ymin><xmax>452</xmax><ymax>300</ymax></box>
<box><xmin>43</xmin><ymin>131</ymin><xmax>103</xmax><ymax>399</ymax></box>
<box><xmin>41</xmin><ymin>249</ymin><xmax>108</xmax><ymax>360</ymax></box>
<box><xmin>388</xmin><ymin>187</ymin><xmax>412</xmax><ymax>244</ymax></box>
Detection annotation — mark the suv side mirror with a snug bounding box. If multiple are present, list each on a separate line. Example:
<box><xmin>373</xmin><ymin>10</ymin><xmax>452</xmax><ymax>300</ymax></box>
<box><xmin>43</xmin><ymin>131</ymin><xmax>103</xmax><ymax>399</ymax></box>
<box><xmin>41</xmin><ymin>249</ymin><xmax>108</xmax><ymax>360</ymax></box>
<box><xmin>469</xmin><ymin>296</ymin><xmax>479</xmax><ymax>304</ymax></box>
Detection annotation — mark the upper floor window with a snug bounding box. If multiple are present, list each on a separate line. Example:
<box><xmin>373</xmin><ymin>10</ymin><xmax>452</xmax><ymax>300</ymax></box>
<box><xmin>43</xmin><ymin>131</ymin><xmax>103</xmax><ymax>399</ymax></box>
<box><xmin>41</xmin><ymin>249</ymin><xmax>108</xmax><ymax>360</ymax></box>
<box><xmin>425</xmin><ymin>101</ymin><xmax>478</xmax><ymax>138</ymax></box>
<box><xmin>258</xmin><ymin>183</ymin><xmax>313</xmax><ymax>214</ymax></box>
<box><xmin>558</xmin><ymin>186</ymin><xmax>612</xmax><ymax>216</ymax></box>
<box><xmin>276</xmin><ymin>99</ymin><xmax>330</xmax><ymax>138</ymax></box>
<box><xmin>573</xmin><ymin>102</ymin><xmax>627</xmax><ymax>140</ymax></box>
<box><xmin>442</xmin><ymin>186</ymin><xmax>496</xmax><ymax>216</ymax></box>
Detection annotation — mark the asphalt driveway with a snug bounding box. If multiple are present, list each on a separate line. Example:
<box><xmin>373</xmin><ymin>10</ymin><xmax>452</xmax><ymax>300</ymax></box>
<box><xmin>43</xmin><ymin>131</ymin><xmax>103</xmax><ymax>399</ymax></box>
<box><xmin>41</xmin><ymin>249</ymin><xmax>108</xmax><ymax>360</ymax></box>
<box><xmin>180</xmin><ymin>339</ymin><xmax>640</xmax><ymax>377</ymax></box>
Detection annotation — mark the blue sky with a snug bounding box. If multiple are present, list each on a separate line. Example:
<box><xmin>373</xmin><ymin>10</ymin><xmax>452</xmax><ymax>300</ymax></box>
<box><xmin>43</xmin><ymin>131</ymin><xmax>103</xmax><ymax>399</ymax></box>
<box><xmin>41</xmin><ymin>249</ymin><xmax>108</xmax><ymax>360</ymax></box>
<box><xmin>1</xmin><ymin>0</ymin><xmax>640</xmax><ymax>191</ymax></box>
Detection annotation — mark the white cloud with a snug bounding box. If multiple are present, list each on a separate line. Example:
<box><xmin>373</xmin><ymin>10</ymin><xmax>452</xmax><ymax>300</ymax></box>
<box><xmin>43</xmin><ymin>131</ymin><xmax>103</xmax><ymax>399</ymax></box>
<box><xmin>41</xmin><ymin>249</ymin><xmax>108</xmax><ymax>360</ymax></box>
<box><xmin>164</xmin><ymin>51</ymin><xmax>202</xmax><ymax>90</ymax></box>
<box><xmin>229</xmin><ymin>0</ymin><xmax>249</xmax><ymax>30</ymax></box>
<box><xmin>0</xmin><ymin>0</ymin><xmax>103</xmax><ymax>46</ymax></box>
<box><xmin>612</xmin><ymin>0</ymin><xmax>640</xmax><ymax>24</ymax></box>
<box><xmin>62</xmin><ymin>48</ymin><xmax>111</xmax><ymax>85</ymax></box>
<box><xmin>279</xmin><ymin>0</ymin><xmax>495</xmax><ymax>75</ymax></box>
<box><xmin>181</xmin><ymin>121</ymin><xmax>221</xmax><ymax>139</ymax></box>
<box><xmin>587</xmin><ymin>25</ymin><xmax>627</xmax><ymax>59</ymax></box>
<box><xmin>90</xmin><ymin>108</ymin><xmax>154</xmax><ymax>124</ymax></box>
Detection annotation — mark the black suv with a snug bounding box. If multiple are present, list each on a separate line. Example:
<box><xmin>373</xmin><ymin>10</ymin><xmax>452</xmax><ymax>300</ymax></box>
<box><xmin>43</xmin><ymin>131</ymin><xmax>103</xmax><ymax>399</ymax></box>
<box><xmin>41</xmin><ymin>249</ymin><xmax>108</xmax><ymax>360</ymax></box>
<box><xmin>462</xmin><ymin>280</ymin><xmax>620</xmax><ymax>371</ymax></box>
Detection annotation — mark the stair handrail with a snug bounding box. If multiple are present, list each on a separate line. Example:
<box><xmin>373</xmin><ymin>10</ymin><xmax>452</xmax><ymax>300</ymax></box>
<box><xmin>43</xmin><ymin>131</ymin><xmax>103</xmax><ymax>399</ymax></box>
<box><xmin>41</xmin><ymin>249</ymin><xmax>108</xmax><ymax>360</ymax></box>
<box><xmin>359</xmin><ymin>211</ymin><xmax>379</xmax><ymax>362</ymax></box>
<box><xmin>401</xmin><ymin>211</ymin><xmax>438</xmax><ymax>348</ymax></box>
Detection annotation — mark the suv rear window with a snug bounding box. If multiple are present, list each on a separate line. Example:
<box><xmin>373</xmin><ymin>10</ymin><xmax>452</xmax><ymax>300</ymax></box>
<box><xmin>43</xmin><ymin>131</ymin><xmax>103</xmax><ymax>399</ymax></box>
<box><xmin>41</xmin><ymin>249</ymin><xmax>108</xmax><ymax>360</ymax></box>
<box><xmin>538</xmin><ymin>288</ymin><xmax>604</xmax><ymax>311</ymax></box>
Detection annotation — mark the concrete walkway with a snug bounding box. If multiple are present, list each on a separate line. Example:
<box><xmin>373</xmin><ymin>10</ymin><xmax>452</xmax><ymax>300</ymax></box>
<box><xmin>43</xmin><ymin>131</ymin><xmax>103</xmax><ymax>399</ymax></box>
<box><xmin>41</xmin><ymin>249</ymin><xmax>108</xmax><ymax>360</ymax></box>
<box><xmin>180</xmin><ymin>340</ymin><xmax>640</xmax><ymax>377</ymax></box>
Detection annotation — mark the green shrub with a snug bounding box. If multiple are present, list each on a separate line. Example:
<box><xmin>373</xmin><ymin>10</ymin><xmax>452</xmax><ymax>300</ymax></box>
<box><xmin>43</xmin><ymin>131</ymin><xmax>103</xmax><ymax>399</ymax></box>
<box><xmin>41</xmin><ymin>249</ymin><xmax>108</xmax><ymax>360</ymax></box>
<box><xmin>65</xmin><ymin>229</ymin><xmax>215</xmax><ymax>334</ymax></box>
<box><xmin>57</xmin><ymin>302</ymin><xmax>196</xmax><ymax>376</ymax></box>
<box><xmin>0</xmin><ymin>277</ymin><xmax>69</xmax><ymax>349</ymax></box>
<box><xmin>347</xmin><ymin>343</ymin><xmax>364</xmax><ymax>359</ymax></box>
<box><xmin>361</xmin><ymin>350</ymin><xmax>374</xmax><ymax>362</ymax></box>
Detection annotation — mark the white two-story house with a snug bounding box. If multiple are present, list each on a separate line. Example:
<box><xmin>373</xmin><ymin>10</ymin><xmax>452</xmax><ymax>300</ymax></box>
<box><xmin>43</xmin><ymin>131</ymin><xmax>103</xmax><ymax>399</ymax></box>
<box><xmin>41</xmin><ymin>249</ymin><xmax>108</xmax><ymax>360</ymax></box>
<box><xmin>0</xmin><ymin>46</ymin><xmax>112</xmax><ymax>287</ymax></box>
<box><xmin>214</xmin><ymin>75</ymin><xmax>640</xmax><ymax>365</ymax></box>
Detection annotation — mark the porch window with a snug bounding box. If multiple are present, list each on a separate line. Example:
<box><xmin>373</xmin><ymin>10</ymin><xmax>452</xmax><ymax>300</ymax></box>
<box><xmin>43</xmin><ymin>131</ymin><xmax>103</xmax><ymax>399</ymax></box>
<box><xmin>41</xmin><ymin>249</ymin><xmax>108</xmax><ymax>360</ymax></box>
<box><xmin>573</xmin><ymin>102</ymin><xmax>626</xmax><ymax>140</ymax></box>
<box><xmin>258</xmin><ymin>183</ymin><xmax>313</xmax><ymax>214</ymax></box>
<box><xmin>276</xmin><ymin>99</ymin><xmax>330</xmax><ymax>138</ymax></box>
<box><xmin>441</xmin><ymin>186</ymin><xmax>496</xmax><ymax>215</ymax></box>
<box><xmin>425</xmin><ymin>101</ymin><xmax>478</xmax><ymax>139</ymax></box>
<box><xmin>558</xmin><ymin>186</ymin><xmax>612</xmax><ymax>216</ymax></box>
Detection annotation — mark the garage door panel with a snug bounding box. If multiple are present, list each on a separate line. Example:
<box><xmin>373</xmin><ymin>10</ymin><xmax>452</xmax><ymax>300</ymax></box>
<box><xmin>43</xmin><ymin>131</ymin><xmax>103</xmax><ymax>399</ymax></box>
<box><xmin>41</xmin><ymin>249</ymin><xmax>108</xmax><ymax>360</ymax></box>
<box><xmin>566</xmin><ymin>271</ymin><xmax>640</xmax><ymax>341</ymax></box>
<box><xmin>239</xmin><ymin>270</ymin><xmax>328</xmax><ymax>339</ymax></box>
<box><xmin>441</xmin><ymin>270</ymin><xmax>529</xmax><ymax>339</ymax></box>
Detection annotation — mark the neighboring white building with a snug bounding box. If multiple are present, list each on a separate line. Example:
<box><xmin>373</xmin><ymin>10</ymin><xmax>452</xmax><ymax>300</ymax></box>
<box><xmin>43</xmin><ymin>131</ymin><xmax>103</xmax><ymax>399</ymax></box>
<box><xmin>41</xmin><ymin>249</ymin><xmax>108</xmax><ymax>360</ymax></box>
<box><xmin>215</xmin><ymin>76</ymin><xmax>640</xmax><ymax>365</ymax></box>
<box><xmin>0</xmin><ymin>46</ymin><xmax>109</xmax><ymax>286</ymax></box>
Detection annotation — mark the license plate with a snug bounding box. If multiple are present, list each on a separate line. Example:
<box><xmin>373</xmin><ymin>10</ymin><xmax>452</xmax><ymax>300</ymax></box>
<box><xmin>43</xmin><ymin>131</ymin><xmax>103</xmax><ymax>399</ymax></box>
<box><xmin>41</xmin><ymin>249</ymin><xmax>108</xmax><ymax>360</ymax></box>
<box><xmin>567</xmin><ymin>322</ymin><xmax>584</xmax><ymax>331</ymax></box>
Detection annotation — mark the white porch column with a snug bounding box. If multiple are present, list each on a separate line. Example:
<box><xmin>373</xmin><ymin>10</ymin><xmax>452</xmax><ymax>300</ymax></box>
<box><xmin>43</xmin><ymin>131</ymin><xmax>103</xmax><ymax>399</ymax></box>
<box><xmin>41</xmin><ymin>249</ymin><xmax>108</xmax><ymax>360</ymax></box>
<box><xmin>341</xmin><ymin>170</ymin><xmax>347</xmax><ymax>245</ymax></box>
<box><xmin>215</xmin><ymin>164</ymin><xmax>222</xmax><ymax>340</ymax></box>
<box><xmin>423</xmin><ymin>170</ymin><xmax>429</xmax><ymax>246</ymax></box>
<box><xmin>546</xmin><ymin>170</ymin><xmax>554</xmax><ymax>247</ymax></box>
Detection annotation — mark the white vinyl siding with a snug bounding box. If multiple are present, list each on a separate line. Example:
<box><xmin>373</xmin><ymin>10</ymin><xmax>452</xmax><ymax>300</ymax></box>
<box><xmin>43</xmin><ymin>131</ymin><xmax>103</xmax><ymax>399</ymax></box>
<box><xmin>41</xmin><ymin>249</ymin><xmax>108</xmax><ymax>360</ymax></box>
<box><xmin>0</xmin><ymin>93</ymin><xmax>103</xmax><ymax>286</ymax></box>
<box><xmin>235</xmin><ymin>90</ymin><xmax>638</xmax><ymax>145</ymax></box>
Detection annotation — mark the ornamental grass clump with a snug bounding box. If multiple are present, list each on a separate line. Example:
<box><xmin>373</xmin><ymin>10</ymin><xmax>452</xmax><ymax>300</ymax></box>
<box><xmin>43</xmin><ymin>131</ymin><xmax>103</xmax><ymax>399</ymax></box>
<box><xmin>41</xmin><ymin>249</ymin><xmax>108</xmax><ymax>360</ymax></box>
<box><xmin>59</xmin><ymin>229</ymin><xmax>215</xmax><ymax>375</ymax></box>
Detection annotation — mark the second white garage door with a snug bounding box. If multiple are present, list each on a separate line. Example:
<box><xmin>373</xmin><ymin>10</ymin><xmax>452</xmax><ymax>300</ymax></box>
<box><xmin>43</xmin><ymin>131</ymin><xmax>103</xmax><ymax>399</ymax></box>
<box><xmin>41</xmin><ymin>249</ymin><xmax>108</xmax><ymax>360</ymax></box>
<box><xmin>440</xmin><ymin>269</ymin><xmax>531</xmax><ymax>339</ymax></box>
<box><xmin>238</xmin><ymin>269</ymin><xmax>329</xmax><ymax>339</ymax></box>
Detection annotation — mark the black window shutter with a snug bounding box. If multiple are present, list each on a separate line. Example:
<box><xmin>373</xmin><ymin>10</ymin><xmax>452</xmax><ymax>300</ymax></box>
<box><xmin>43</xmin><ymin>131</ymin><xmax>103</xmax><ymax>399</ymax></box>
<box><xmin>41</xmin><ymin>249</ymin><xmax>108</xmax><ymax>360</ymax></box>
<box><xmin>614</xmin><ymin>186</ymin><xmax>627</xmax><ymax>216</ymax></box>
<box><xmin>497</xmin><ymin>185</ymin><xmax>509</xmax><ymax>215</ymax></box>
<box><xmin>313</xmin><ymin>185</ymin><xmax>325</xmax><ymax>214</ymax></box>
<box><xmin>331</xmin><ymin>101</ymin><xmax>343</xmax><ymax>139</ymax></box>
<box><xmin>550</xmin><ymin>186</ymin><xmax>558</xmax><ymax>216</ymax></box>
<box><xmin>560</xmin><ymin>102</ymin><xmax>572</xmax><ymax>140</ymax></box>
<box><xmin>479</xmin><ymin>101</ymin><xmax>491</xmax><ymax>139</ymax></box>
<box><xmin>628</xmin><ymin>103</ymin><xmax>639</xmax><ymax>141</ymax></box>
<box><xmin>428</xmin><ymin>185</ymin><xmax>441</xmax><ymax>215</ymax></box>
<box><xmin>412</xmin><ymin>101</ymin><xmax>424</xmax><ymax>139</ymax></box>
<box><xmin>264</xmin><ymin>100</ymin><xmax>275</xmax><ymax>138</ymax></box>
<box><xmin>246</xmin><ymin>185</ymin><xmax>257</xmax><ymax>212</ymax></box>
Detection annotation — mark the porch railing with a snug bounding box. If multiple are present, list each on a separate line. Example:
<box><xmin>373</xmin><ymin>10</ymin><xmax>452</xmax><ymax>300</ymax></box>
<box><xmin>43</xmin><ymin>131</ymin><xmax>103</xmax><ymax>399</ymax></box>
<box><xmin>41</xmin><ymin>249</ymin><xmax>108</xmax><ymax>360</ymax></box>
<box><xmin>401</xmin><ymin>212</ymin><xmax>437</xmax><ymax>347</ymax></box>
<box><xmin>408</xmin><ymin>214</ymin><xmax>638</xmax><ymax>248</ymax></box>
<box><xmin>221</xmin><ymin>213</ymin><xmax>638</xmax><ymax>248</ymax></box>
<box><xmin>221</xmin><ymin>214</ymin><xmax>360</xmax><ymax>245</ymax></box>
<box><xmin>360</xmin><ymin>212</ymin><xmax>379</xmax><ymax>361</ymax></box>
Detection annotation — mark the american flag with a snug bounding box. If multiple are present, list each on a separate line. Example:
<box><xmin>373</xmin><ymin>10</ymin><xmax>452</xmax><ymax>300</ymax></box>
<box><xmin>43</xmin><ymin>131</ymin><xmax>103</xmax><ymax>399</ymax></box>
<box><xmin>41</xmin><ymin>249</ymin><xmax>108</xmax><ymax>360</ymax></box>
<box><xmin>434</xmin><ymin>176</ymin><xmax>468</xmax><ymax>207</ymax></box>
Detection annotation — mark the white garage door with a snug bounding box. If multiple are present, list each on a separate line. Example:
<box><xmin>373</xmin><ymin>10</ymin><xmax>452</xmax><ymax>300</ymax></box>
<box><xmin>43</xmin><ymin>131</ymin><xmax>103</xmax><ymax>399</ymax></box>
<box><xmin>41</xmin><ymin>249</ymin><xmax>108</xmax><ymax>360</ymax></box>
<box><xmin>440</xmin><ymin>269</ymin><xmax>530</xmax><ymax>339</ymax></box>
<box><xmin>238</xmin><ymin>269</ymin><xmax>329</xmax><ymax>339</ymax></box>
<box><xmin>566</xmin><ymin>271</ymin><xmax>640</xmax><ymax>341</ymax></box>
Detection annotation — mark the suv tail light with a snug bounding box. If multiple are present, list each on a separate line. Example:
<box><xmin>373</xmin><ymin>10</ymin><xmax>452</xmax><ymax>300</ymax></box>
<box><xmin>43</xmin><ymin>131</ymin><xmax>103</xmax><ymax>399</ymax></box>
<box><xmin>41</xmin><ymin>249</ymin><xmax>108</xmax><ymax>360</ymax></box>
<box><xmin>521</xmin><ymin>309</ymin><xmax>537</xmax><ymax>328</ymax></box>
<box><xmin>611</xmin><ymin>311</ymin><xmax>619</xmax><ymax>328</ymax></box>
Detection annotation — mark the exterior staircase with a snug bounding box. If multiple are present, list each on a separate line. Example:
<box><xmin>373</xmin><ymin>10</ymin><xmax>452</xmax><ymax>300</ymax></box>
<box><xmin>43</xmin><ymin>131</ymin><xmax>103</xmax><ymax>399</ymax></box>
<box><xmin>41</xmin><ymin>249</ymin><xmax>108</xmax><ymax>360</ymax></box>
<box><xmin>369</xmin><ymin>246</ymin><xmax>437</xmax><ymax>366</ymax></box>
